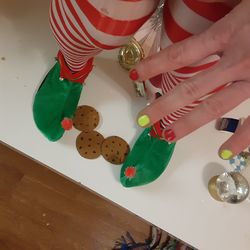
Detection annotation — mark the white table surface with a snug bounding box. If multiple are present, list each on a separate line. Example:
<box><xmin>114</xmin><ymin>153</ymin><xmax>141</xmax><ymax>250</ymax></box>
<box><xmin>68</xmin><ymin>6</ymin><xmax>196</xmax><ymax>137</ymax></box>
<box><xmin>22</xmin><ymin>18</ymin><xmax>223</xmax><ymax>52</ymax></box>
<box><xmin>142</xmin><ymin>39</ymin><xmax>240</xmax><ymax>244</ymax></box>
<box><xmin>1</xmin><ymin>1</ymin><xmax>250</xmax><ymax>249</ymax></box>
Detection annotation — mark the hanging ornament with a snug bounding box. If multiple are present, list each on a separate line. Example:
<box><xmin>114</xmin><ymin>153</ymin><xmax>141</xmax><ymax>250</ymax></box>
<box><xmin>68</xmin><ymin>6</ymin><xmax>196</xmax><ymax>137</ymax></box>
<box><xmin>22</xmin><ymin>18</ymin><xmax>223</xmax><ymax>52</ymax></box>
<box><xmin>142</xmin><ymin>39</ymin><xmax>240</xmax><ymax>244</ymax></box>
<box><xmin>118</xmin><ymin>0</ymin><xmax>164</xmax><ymax>98</ymax></box>
<box><xmin>118</xmin><ymin>38</ymin><xmax>145</xmax><ymax>71</ymax></box>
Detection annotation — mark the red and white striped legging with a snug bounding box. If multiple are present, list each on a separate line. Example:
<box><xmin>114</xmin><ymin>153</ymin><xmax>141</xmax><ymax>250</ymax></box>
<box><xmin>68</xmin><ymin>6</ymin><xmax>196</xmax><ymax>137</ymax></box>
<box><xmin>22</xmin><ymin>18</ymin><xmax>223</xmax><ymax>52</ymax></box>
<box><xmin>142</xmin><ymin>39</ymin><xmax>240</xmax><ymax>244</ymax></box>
<box><xmin>49</xmin><ymin>0</ymin><xmax>159</xmax><ymax>82</ymax></box>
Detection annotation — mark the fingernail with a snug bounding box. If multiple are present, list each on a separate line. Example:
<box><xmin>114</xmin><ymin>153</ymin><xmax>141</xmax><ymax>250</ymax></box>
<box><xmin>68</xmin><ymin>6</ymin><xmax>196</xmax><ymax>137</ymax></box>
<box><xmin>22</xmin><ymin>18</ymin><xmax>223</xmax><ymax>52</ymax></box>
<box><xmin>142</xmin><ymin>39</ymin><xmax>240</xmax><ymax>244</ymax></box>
<box><xmin>129</xmin><ymin>69</ymin><xmax>139</xmax><ymax>81</ymax></box>
<box><xmin>163</xmin><ymin>129</ymin><xmax>176</xmax><ymax>141</ymax></box>
<box><xmin>137</xmin><ymin>115</ymin><xmax>150</xmax><ymax>127</ymax></box>
<box><xmin>220</xmin><ymin>149</ymin><xmax>233</xmax><ymax>160</ymax></box>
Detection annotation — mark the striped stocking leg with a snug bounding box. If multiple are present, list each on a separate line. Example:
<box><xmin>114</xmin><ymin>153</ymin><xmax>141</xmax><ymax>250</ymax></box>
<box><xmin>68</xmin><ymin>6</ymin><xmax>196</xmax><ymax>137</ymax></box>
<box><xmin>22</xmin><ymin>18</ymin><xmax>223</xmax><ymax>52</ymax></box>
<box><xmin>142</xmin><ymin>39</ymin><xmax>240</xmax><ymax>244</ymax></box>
<box><xmin>49</xmin><ymin>0</ymin><xmax>159</xmax><ymax>82</ymax></box>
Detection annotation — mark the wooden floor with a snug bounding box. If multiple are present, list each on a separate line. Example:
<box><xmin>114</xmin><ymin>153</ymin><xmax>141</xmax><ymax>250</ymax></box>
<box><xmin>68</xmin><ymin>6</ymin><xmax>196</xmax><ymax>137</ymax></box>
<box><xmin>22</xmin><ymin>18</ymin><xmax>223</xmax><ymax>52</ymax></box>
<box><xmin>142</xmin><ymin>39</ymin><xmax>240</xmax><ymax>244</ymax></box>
<box><xmin>0</xmin><ymin>143</ymin><xmax>150</xmax><ymax>250</ymax></box>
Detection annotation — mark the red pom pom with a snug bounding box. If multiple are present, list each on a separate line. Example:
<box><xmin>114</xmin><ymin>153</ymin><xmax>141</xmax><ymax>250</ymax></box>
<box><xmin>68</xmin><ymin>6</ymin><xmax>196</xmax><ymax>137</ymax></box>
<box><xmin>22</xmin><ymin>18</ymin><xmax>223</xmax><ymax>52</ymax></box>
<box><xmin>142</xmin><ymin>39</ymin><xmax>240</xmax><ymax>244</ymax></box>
<box><xmin>61</xmin><ymin>118</ymin><xmax>73</xmax><ymax>131</ymax></box>
<box><xmin>124</xmin><ymin>166</ymin><xmax>137</xmax><ymax>179</ymax></box>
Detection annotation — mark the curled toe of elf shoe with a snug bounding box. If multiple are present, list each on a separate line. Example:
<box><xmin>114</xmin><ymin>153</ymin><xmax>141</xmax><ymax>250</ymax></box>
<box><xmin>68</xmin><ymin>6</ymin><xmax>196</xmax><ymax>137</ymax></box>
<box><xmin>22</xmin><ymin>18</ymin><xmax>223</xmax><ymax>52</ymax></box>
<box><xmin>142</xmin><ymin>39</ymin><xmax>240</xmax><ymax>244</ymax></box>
<box><xmin>33</xmin><ymin>51</ymin><xmax>94</xmax><ymax>142</ymax></box>
<box><xmin>120</xmin><ymin>127</ymin><xmax>176</xmax><ymax>187</ymax></box>
<box><xmin>33</xmin><ymin>62</ymin><xmax>83</xmax><ymax>141</ymax></box>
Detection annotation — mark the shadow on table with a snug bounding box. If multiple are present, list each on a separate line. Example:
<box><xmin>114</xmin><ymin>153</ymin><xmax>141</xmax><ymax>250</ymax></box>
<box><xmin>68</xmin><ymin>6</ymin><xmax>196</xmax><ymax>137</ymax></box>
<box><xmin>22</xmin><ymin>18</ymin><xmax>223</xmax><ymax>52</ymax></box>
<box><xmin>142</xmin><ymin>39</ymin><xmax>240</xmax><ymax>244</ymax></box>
<box><xmin>202</xmin><ymin>162</ymin><xmax>225</xmax><ymax>188</ymax></box>
<box><xmin>94</xmin><ymin>56</ymin><xmax>146</xmax><ymax>124</ymax></box>
<box><xmin>0</xmin><ymin>0</ymin><xmax>56</xmax><ymax>63</ymax></box>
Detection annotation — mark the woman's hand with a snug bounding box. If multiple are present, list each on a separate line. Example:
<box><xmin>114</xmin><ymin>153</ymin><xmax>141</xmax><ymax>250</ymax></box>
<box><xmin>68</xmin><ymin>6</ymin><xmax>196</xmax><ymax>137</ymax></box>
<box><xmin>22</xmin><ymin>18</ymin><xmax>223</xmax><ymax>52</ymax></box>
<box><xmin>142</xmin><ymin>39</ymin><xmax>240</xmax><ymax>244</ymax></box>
<box><xmin>133</xmin><ymin>0</ymin><xmax>250</xmax><ymax>159</ymax></box>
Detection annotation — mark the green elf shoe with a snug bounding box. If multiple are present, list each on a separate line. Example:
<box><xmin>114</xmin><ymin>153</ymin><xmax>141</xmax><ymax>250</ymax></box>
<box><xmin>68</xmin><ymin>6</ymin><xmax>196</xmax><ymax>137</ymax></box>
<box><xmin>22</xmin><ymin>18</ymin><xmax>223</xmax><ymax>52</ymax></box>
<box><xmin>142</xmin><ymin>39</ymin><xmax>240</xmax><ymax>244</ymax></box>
<box><xmin>33</xmin><ymin>51</ymin><xmax>93</xmax><ymax>141</ymax></box>
<box><xmin>120</xmin><ymin>124</ymin><xmax>176</xmax><ymax>187</ymax></box>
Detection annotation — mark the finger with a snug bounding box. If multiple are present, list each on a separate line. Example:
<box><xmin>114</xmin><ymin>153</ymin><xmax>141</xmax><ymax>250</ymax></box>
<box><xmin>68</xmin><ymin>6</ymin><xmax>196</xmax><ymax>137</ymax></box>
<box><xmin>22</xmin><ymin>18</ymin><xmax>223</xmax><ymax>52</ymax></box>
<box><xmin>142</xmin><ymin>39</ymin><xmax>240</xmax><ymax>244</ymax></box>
<box><xmin>137</xmin><ymin>58</ymin><xmax>239</xmax><ymax>127</ymax></box>
<box><xmin>161</xmin><ymin>81</ymin><xmax>250</xmax><ymax>142</ymax></box>
<box><xmin>134</xmin><ymin>33</ymin><xmax>220</xmax><ymax>81</ymax></box>
<box><xmin>219</xmin><ymin>115</ymin><xmax>250</xmax><ymax>160</ymax></box>
<box><xmin>133</xmin><ymin>13</ymin><xmax>235</xmax><ymax>81</ymax></box>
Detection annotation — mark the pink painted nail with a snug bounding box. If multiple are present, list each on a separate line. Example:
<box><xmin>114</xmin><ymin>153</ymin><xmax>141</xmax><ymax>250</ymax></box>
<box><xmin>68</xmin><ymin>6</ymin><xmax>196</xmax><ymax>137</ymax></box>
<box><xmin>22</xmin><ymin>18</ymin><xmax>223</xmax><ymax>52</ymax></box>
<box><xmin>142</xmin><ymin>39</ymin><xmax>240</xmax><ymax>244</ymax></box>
<box><xmin>129</xmin><ymin>69</ymin><xmax>139</xmax><ymax>81</ymax></box>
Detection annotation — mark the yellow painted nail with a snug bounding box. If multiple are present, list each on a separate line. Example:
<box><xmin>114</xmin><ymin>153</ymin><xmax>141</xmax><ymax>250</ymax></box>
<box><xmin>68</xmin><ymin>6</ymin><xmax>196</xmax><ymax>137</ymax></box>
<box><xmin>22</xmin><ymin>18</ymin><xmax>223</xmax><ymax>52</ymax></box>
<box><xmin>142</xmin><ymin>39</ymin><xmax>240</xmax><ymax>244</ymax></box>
<box><xmin>137</xmin><ymin>115</ymin><xmax>150</xmax><ymax>127</ymax></box>
<box><xmin>220</xmin><ymin>149</ymin><xmax>233</xmax><ymax>160</ymax></box>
